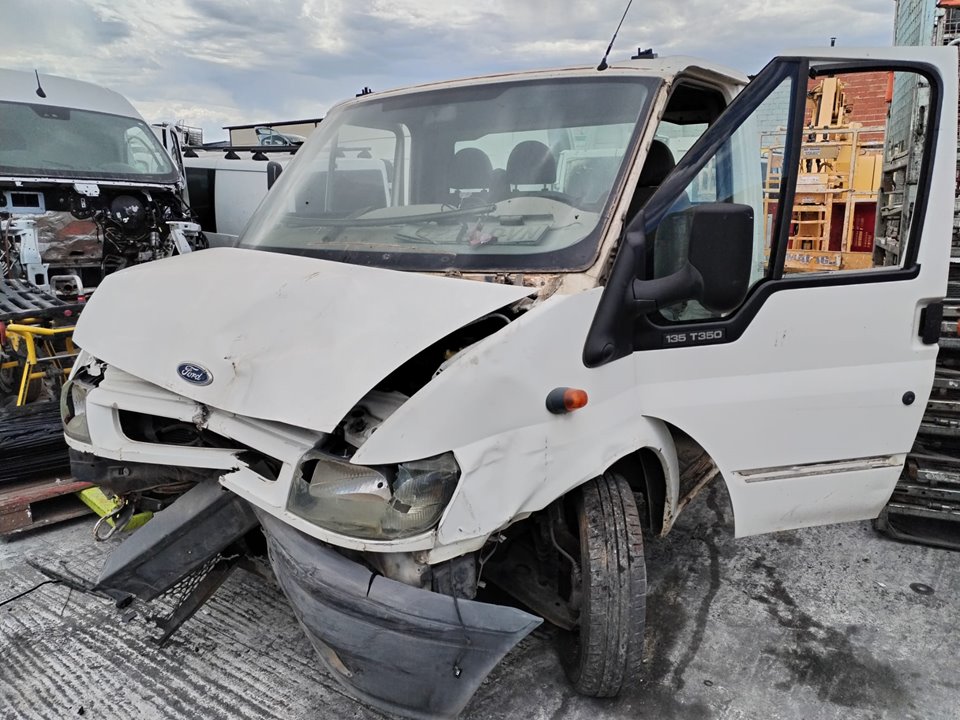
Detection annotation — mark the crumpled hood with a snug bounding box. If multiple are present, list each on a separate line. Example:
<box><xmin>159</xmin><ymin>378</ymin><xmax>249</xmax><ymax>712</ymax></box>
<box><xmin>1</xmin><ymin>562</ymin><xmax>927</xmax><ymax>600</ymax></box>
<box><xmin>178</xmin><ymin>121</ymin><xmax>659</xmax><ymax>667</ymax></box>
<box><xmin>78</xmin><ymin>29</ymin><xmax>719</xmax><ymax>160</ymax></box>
<box><xmin>74</xmin><ymin>248</ymin><xmax>532</xmax><ymax>432</ymax></box>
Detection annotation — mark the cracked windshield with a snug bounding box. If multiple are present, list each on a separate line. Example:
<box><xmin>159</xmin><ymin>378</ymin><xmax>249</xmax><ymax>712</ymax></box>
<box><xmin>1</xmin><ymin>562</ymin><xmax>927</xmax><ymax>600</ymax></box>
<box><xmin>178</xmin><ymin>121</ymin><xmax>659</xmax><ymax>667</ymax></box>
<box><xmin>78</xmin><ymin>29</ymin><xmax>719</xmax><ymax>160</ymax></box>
<box><xmin>239</xmin><ymin>77</ymin><xmax>655</xmax><ymax>270</ymax></box>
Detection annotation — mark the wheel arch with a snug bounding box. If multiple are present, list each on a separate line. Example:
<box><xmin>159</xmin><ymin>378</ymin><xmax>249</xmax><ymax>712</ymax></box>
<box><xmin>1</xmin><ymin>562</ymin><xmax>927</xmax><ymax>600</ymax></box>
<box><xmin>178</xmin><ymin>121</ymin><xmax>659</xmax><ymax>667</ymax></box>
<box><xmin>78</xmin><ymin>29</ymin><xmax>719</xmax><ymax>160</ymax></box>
<box><xmin>606</xmin><ymin>448</ymin><xmax>669</xmax><ymax>535</ymax></box>
<box><xmin>602</xmin><ymin>422</ymin><xmax>729</xmax><ymax>537</ymax></box>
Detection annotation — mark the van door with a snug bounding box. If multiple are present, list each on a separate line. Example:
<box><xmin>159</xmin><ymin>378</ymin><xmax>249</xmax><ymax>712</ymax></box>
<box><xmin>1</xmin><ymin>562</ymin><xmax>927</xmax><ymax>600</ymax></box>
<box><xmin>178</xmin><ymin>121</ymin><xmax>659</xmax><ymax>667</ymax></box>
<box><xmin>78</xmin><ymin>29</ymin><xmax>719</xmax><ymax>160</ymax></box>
<box><xmin>151</xmin><ymin>123</ymin><xmax>187</xmax><ymax>184</ymax></box>
<box><xmin>584</xmin><ymin>48</ymin><xmax>958</xmax><ymax>536</ymax></box>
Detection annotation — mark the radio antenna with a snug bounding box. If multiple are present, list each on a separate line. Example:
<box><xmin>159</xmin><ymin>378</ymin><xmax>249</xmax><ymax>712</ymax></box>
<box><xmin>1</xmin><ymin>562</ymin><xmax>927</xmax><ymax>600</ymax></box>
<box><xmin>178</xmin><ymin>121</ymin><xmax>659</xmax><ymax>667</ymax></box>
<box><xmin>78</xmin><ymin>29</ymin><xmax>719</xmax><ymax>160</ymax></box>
<box><xmin>597</xmin><ymin>0</ymin><xmax>635</xmax><ymax>71</ymax></box>
<box><xmin>34</xmin><ymin>70</ymin><xmax>46</xmax><ymax>98</ymax></box>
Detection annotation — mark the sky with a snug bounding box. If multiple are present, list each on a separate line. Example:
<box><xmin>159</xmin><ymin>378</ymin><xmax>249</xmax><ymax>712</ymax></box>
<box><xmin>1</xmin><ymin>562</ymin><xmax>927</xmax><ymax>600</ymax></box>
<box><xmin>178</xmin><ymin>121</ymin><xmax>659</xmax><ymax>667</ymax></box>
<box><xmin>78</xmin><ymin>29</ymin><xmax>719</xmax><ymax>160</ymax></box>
<box><xmin>0</xmin><ymin>0</ymin><xmax>897</xmax><ymax>142</ymax></box>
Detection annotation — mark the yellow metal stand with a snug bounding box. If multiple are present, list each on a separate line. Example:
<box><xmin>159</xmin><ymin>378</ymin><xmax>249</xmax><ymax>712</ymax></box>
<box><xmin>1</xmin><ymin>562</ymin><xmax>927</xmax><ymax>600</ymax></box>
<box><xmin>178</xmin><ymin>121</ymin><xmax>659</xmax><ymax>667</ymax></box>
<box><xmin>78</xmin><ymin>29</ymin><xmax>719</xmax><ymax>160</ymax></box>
<box><xmin>1</xmin><ymin>321</ymin><xmax>77</xmax><ymax>406</ymax></box>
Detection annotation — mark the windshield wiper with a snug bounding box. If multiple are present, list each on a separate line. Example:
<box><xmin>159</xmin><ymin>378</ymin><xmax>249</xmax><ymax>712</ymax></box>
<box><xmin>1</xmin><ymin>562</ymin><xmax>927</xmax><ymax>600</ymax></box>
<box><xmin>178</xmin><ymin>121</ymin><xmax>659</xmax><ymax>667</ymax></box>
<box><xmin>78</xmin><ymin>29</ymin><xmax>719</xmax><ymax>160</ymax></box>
<box><xmin>295</xmin><ymin>204</ymin><xmax>497</xmax><ymax>228</ymax></box>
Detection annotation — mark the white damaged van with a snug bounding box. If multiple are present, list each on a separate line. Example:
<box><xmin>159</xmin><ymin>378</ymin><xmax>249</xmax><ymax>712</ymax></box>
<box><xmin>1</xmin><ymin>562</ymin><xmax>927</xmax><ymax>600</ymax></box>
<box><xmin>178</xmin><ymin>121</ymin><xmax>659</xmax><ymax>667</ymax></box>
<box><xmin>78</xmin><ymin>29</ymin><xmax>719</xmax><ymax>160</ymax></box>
<box><xmin>62</xmin><ymin>47</ymin><xmax>957</xmax><ymax>718</ymax></box>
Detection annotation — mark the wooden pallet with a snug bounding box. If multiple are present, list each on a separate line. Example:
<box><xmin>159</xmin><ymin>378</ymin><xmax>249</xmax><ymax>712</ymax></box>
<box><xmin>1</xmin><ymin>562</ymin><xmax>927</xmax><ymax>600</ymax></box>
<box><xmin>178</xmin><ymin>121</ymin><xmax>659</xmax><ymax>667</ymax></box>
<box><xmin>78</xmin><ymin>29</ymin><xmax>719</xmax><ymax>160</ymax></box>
<box><xmin>0</xmin><ymin>476</ymin><xmax>93</xmax><ymax>536</ymax></box>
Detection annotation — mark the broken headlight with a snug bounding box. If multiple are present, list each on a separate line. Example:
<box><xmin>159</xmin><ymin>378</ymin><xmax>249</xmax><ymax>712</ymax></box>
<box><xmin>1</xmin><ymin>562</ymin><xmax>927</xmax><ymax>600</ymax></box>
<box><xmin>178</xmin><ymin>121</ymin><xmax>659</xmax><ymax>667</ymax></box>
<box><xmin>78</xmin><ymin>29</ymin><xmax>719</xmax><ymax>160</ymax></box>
<box><xmin>60</xmin><ymin>378</ymin><xmax>92</xmax><ymax>443</ymax></box>
<box><xmin>287</xmin><ymin>452</ymin><xmax>460</xmax><ymax>540</ymax></box>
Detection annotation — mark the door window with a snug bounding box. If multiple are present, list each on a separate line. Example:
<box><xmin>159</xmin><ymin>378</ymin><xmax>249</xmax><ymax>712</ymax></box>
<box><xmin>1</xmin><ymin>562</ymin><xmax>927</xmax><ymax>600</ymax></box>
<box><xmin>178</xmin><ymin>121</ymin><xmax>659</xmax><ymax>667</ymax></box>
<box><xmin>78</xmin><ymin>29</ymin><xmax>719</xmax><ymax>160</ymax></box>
<box><xmin>652</xmin><ymin>81</ymin><xmax>728</xmax><ymax>165</ymax></box>
<box><xmin>648</xmin><ymin>68</ymin><xmax>931</xmax><ymax>322</ymax></box>
<box><xmin>586</xmin><ymin>56</ymin><xmax>946</xmax><ymax>367</ymax></box>
<box><xmin>650</xmin><ymin>78</ymin><xmax>793</xmax><ymax>322</ymax></box>
<box><xmin>777</xmin><ymin>70</ymin><xmax>926</xmax><ymax>273</ymax></box>
<box><xmin>655</xmin><ymin>120</ymin><xmax>709</xmax><ymax>163</ymax></box>
<box><xmin>125</xmin><ymin>126</ymin><xmax>171</xmax><ymax>173</ymax></box>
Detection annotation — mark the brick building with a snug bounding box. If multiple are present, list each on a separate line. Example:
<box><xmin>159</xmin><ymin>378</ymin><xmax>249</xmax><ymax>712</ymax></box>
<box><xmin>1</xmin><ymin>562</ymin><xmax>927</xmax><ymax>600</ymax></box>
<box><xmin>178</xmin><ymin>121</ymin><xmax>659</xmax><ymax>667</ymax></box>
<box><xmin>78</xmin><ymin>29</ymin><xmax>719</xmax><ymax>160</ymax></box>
<box><xmin>805</xmin><ymin>72</ymin><xmax>892</xmax><ymax>142</ymax></box>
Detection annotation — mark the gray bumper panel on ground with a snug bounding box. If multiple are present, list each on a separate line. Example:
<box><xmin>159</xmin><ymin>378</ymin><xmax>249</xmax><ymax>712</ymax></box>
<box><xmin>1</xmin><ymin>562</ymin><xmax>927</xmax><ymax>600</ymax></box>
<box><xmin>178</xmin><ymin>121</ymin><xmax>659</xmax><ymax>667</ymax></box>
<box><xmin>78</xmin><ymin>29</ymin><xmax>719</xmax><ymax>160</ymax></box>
<box><xmin>258</xmin><ymin>512</ymin><xmax>542</xmax><ymax>719</ymax></box>
<box><xmin>95</xmin><ymin>479</ymin><xmax>258</xmax><ymax>601</ymax></box>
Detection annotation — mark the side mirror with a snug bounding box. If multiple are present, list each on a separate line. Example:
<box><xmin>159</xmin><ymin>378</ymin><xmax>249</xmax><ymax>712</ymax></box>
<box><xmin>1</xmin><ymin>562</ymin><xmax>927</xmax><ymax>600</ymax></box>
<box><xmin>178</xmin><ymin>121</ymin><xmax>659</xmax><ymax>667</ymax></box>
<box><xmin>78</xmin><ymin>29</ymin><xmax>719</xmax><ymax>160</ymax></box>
<box><xmin>266</xmin><ymin>161</ymin><xmax>283</xmax><ymax>190</ymax></box>
<box><xmin>685</xmin><ymin>203</ymin><xmax>755</xmax><ymax>313</ymax></box>
<box><xmin>583</xmin><ymin>202</ymin><xmax>754</xmax><ymax>368</ymax></box>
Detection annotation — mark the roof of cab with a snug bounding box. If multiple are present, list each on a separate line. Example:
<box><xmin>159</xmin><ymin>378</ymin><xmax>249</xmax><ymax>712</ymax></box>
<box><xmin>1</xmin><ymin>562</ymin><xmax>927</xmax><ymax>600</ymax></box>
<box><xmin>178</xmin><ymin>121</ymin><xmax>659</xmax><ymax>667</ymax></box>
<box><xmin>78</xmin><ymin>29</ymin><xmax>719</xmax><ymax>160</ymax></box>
<box><xmin>0</xmin><ymin>67</ymin><xmax>143</xmax><ymax>119</ymax></box>
<box><xmin>329</xmin><ymin>55</ymin><xmax>750</xmax><ymax>112</ymax></box>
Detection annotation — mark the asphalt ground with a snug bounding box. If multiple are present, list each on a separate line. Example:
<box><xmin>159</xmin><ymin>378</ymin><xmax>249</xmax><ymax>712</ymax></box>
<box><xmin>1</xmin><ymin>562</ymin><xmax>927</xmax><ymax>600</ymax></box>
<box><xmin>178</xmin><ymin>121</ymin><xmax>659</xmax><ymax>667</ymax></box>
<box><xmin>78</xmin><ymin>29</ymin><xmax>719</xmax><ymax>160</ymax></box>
<box><xmin>1</xmin><ymin>481</ymin><xmax>958</xmax><ymax>720</ymax></box>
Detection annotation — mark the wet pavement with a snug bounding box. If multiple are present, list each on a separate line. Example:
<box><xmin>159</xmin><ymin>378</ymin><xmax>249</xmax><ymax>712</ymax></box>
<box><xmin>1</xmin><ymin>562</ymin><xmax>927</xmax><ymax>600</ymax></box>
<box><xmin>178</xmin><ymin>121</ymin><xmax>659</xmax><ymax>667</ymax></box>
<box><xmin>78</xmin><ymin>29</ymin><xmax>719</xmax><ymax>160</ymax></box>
<box><xmin>1</xmin><ymin>481</ymin><xmax>958</xmax><ymax>720</ymax></box>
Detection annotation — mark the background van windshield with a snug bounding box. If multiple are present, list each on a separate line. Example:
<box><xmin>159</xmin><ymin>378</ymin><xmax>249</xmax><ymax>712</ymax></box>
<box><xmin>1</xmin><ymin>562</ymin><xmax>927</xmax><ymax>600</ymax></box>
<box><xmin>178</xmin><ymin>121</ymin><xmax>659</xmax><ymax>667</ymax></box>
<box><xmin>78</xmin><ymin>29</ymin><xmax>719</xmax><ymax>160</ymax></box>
<box><xmin>238</xmin><ymin>77</ymin><xmax>656</xmax><ymax>272</ymax></box>
<box><xmin>0</xmin><ymin>101</ymin><xmax>177</xmax><ymax>182</ymax></box>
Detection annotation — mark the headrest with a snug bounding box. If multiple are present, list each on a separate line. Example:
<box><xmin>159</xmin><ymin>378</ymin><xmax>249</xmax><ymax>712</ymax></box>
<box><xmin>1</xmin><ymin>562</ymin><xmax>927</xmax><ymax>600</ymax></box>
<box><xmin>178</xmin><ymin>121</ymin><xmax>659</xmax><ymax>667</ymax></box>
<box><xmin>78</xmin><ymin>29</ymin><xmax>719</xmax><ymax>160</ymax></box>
<box><xmin>506</xmin><ymin>140</ymin><xmax>556</xmax><ymax>185</ymax></box>
<box><xmin>450</xmin><ymin>147</ymin><xmax>493</xmax><ymax>190</ymax></box>
<box><xmin>638</xmin><ymin>140</ymin><xmax>676</xmax><ymax>187</ymax></box>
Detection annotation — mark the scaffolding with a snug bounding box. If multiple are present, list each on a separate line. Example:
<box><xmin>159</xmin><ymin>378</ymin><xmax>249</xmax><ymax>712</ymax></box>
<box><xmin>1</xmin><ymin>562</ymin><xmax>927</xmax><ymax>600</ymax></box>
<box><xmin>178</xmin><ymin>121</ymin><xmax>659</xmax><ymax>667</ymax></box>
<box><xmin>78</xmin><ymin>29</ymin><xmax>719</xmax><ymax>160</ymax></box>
<box><xmin>762</xmin><ymin>78</ymin><xmax>886</xmax><ymax>273</ymax></box>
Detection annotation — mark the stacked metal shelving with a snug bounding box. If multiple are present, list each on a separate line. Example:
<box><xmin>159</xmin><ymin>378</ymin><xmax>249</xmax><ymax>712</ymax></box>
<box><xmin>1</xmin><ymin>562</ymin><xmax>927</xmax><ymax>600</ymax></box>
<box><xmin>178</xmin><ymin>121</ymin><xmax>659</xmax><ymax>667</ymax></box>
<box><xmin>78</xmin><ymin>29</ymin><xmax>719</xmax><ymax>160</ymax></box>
<box><xmin>876</xmin><ymin>258</ymin><xmax>960</xmax><ymax>549</ymax></box>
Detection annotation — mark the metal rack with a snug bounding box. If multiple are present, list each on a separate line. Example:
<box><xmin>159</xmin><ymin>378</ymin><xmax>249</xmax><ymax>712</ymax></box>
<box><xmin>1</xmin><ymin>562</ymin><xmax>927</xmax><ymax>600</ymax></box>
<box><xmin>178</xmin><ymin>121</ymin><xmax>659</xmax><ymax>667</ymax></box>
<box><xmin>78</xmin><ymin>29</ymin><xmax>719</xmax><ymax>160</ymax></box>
<box><xmin>762</xmin><ymin>124</ymin><xmax>885</xmax><ymax>273</ymax></box>
<box><xmin>876</xmin><ymin>258</ymin><xmax>960</xmax><ymax>550</ymax></box>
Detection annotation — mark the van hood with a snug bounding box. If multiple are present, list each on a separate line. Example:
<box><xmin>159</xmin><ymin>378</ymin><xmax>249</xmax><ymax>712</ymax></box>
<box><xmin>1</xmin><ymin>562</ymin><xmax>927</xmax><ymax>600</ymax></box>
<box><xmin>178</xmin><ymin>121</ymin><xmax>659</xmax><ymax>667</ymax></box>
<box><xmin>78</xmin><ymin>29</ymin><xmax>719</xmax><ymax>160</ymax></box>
<box><xmin>74</xmin><ymin>247</ymin><xmax>532</xmax><ymax>432</ymax></box>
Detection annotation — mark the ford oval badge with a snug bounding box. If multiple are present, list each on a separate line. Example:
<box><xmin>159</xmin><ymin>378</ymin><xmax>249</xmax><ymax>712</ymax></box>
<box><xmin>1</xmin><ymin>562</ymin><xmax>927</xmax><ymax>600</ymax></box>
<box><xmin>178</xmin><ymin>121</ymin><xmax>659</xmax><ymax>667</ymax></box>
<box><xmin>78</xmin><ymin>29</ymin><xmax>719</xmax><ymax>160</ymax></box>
<box><xmin>177</xmin><ymin>362</ymin><xmax>213</xmax><ymax>386</ymax></box>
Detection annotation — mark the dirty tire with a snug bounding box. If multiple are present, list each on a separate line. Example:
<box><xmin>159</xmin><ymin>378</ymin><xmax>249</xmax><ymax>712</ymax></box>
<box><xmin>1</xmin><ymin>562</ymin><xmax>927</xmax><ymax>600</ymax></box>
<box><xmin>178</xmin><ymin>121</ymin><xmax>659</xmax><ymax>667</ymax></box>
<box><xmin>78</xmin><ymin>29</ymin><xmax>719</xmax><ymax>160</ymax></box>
<box><xmin>563</xmin><ymin>470</ymin><xmax>646</xmax><ymax>697</ymax></box>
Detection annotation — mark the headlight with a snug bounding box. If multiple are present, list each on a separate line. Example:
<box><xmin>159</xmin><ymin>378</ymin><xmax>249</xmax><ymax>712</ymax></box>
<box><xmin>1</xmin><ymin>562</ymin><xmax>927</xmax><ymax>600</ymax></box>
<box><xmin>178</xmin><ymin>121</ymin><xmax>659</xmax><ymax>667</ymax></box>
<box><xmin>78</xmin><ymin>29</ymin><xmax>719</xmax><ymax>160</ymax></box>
<box><xmin>287</xmin><ymin>452</ymin><xmax>460</xmax><ymax>540</ymax></box>
<box><xmin>60</xmin><ymin>379</ymin><xmax>92</xmax><ymax>443</ymax></box>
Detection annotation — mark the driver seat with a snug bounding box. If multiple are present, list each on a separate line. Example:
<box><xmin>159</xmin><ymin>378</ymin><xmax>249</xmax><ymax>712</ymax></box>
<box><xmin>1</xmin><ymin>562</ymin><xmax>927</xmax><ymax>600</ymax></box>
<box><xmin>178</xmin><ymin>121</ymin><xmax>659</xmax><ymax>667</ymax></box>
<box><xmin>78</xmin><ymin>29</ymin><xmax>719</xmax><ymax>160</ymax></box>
<box><xmin>506</xmin><ymin>140</ymin><xmax>557</xmax><ymax>190</ymax></box>
<box><xmin>450</xmin><ymin>148</ymin><xmax>493</xmax><ymax>192</ymax></box>
<box><xmin>449</xmin><ymin>148</ymin><xmax>493</xmax><ymax>207</ymax></box>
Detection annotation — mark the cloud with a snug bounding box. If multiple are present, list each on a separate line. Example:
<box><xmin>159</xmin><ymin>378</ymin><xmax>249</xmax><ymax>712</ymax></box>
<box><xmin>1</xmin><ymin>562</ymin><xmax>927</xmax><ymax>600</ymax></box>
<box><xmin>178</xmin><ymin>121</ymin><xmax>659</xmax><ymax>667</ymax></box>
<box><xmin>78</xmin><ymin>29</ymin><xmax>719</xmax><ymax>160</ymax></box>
<box><xmin>0</xmin><ymin>0</ymin><xmax>896</xmax><ymax>140</ymax></box>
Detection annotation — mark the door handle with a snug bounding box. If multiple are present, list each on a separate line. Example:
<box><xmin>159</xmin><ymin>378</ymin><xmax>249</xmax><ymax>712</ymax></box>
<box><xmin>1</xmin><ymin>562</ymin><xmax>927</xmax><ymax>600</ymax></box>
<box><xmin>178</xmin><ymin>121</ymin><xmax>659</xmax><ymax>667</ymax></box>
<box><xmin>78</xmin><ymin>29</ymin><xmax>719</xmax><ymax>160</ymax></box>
<box><xmin>919</xmin><ymin>302</ymin><xmax>943</xmax><ymax>345</ymax></box>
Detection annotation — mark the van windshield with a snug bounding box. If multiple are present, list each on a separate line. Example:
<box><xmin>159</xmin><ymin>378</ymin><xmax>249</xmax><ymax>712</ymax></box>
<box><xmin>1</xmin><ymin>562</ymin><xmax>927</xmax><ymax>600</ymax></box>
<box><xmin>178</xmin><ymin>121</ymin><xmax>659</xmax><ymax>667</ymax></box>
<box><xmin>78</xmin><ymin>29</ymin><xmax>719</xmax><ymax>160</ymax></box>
<box><xmin>238</xmin><ymin>76</ymin><xmax>657</xmax><ymax>272</ymax></box>
<box><xmin>0</xmin><ymin>101</ymin><xmax>177</xmax><ymax>183</ymax></box>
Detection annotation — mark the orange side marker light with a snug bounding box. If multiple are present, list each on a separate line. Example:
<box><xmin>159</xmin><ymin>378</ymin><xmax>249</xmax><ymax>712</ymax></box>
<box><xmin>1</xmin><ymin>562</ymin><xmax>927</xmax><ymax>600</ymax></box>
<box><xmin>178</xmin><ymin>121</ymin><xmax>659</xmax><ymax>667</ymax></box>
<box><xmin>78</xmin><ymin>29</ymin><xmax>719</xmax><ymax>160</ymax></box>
<box><xmin>546</xmin><ymin>387</ymin><xmax>589</xmax><ymax>414</ymax></box>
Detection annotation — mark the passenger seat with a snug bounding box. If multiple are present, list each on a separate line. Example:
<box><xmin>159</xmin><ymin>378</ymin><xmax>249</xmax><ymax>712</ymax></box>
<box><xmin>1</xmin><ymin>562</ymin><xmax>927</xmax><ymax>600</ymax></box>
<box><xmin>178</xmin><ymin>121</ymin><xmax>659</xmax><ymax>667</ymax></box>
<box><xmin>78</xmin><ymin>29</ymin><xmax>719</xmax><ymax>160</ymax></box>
<box><xmin>628</xmin><ymin>140</ymin><xmax>676</xmax><ymax>216</ymax></box>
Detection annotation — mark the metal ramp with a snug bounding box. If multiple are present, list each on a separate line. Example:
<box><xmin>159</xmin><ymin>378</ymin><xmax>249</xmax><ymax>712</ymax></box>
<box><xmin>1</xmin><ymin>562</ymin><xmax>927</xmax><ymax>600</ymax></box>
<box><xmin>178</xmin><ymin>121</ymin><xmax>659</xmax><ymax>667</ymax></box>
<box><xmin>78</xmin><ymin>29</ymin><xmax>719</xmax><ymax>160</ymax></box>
<box><xmin>0</xmin><ymin>277</ymin><xmax>82</xmax><ymax>323</ymax></box>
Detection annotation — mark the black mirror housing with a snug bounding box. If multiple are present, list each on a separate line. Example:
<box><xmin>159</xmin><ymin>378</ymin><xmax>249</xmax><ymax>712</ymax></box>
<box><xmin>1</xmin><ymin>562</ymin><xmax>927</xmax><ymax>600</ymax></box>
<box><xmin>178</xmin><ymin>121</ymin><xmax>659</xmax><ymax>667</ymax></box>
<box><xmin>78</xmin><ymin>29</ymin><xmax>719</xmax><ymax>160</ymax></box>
<box><xmin>266</xmin><ymin>161</ymin><xmax>283</xmax><ymax>190</ymax></box>
<box><xmin>686</xmin><ymin>203</ymin><xmax>754</xmax><ymax>313</ymax></box>
<box><xmin>583</xmin><ymin>202</ymin><xmax>755</xmax><ymax>368</ymax></box>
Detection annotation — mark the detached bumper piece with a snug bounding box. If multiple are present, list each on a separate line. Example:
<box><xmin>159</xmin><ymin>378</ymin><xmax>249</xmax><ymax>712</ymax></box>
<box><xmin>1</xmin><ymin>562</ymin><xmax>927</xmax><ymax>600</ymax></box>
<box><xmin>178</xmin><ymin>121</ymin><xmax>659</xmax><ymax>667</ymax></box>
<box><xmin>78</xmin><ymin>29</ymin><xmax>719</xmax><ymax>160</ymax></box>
<box><xmin>95</xmin><ymin>479</ymin><xmax>258</xmax><ymax>603</ymax></box>
<box><xmin>258</xmin><ymin>512</ymin><xmax>541</xmax><ymax>719</ymax></box>
<box><xmin>877</xmin><ymin>272</ymin><xmax>960</xmax><ymax>550</ymax></box>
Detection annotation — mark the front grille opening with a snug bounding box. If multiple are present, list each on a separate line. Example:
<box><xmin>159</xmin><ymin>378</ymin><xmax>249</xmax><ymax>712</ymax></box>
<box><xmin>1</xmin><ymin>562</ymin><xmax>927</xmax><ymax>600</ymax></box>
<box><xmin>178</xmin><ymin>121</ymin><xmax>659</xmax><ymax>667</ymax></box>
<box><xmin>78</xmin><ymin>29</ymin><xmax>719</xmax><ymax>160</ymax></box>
<box><xmin>118</xmin><ymin>410</ymin><xmax>283</xmax><ymax>482</ymax></box>
<box><xmin>237</xmin><ymin>450</ymin><xmax>282</xmax><ymax>482</ymax></box>
<box><xmin>119</xmin><ymin>410</ymin><xmax>241</xmax><ymax>449</ymax></box>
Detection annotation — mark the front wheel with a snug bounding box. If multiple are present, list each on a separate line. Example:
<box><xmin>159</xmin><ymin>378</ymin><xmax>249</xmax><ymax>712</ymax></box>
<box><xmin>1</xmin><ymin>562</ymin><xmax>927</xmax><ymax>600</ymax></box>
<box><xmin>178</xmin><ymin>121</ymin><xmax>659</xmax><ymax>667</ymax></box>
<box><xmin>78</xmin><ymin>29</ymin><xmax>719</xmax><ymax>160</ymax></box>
<box><xmin>562</xmin><ymin>470</ymin><xmax>646</xmax><ymax>697</ymax></box>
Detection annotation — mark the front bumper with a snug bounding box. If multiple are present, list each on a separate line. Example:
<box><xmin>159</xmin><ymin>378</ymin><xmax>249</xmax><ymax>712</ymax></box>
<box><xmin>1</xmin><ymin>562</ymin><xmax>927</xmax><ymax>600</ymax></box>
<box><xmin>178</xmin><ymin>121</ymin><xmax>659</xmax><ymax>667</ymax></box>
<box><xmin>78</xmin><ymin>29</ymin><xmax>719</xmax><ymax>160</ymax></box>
<box><xmin>258</xmin><ymin>512</ymin><xmax>542</xmax><ymax>719</ymax></box>
<box><xmin>67</xmin><ymin>365</ymin><xmax>449</xmax><ymax>553</ymax></box>
<box><xmin>69</xmin><ymin>449</ymin><xmax>222</xmax><ymax>494</ymax></box>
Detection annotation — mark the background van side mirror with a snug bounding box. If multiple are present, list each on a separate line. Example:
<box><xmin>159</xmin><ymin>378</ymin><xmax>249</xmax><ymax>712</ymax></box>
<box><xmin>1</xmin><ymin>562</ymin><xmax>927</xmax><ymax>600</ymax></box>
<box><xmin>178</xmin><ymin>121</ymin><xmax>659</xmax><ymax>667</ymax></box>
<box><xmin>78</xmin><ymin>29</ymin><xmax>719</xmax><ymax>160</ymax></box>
<box><xmin>267</xmin><ymin>161</ymin><xmax>283</xmax><ymax>190</ymax></box>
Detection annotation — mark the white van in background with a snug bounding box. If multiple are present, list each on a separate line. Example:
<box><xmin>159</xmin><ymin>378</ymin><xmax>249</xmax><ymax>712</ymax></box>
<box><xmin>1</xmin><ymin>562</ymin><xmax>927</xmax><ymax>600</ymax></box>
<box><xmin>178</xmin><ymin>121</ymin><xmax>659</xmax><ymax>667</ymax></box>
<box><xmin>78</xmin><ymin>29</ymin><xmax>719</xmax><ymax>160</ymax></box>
<box><xmin>182</xmin><ymin>151</ymin><xmax>392</xmax><ymax>246</ymax></box>
<box><xmin>181</xmin><ymin>153</ymin><xmax>289</xmax><ymax>246</ymax></box>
